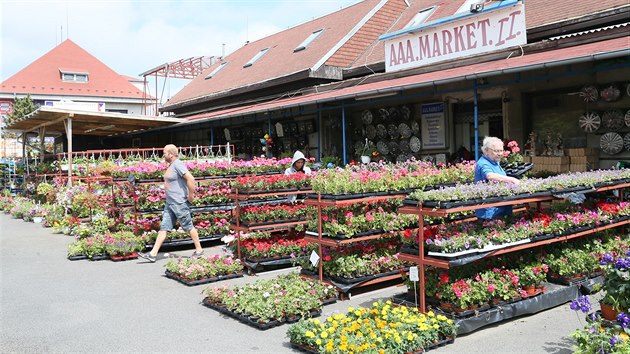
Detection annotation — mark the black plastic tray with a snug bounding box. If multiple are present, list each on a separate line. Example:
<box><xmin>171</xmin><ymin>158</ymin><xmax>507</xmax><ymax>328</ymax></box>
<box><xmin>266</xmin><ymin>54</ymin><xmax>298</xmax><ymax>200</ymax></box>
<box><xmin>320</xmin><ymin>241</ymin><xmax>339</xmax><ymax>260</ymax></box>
<box><xmin>165</xmin><ymin>270</ymin><xmax>244</xmax><ymax>286</ymax></box>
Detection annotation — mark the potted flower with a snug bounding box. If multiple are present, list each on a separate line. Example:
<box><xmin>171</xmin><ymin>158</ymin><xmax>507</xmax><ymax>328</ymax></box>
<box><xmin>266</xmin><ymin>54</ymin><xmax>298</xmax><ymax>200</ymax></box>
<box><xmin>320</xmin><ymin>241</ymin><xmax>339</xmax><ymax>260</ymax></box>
<box><xmin>599</xmin><ymin>251</ymin><xmax>630</xmax><ymax>320</ymax></box>
<box><xmin>355</xmin><ymin>139</ymin><xmax>379</xmax><ymax>164</ymax></box>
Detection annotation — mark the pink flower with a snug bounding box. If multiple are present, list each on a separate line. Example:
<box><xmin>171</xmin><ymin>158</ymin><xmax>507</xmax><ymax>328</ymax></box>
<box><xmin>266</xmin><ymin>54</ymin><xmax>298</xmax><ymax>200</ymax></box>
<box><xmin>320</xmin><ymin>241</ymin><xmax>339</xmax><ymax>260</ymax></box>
<box><xmin>487</xmin><ymin>284</ymin><xmax>496</xmax><ymax>293</ymax></box>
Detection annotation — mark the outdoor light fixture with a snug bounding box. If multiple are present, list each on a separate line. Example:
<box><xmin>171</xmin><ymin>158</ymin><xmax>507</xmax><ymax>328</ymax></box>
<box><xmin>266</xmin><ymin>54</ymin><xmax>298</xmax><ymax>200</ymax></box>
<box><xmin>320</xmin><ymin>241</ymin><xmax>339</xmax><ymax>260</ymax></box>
<box><xmin>84</xmin><ymin>124</ymin><xmax>115</xmax><ymax>133</ymax></box>
<box><xmin>470</xmin><ymin>1</ymin><xmax>484</xmax><ymax>13</ymax></box>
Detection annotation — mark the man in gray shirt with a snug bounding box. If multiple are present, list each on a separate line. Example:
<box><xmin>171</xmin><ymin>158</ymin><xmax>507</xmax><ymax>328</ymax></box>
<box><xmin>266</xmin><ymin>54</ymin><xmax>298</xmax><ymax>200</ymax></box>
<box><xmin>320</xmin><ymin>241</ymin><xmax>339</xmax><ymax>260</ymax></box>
<box><xmin>138</xmin><ymin>144</ymin><xmax>204</xmax><ymax>262</ymax></box>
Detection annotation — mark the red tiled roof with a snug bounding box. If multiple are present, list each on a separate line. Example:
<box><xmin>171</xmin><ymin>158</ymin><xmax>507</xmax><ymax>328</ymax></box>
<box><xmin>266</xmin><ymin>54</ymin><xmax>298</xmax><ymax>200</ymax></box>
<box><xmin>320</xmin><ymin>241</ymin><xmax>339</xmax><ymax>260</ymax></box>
<box><xmin>326</xmin><ymin>0</ymin><xmax>408</xmax><ymax>67</ymax></box>
<box><xmin>165</xmin><ymin>0</ymin><xmax>383</xmax><ymax>108</ymax></box>
<box><xmin>351</xmin><ymin>0</ymin><xmax>630</xmax><ymax>68</ymax></box>
<box><xmin>1</xmin><ymin>39</ymin><xmax>148</xmax><ymax>99</ymax></box>
<box><xmin>184</xmin><ymin>36</ymin><xmax>629</xmax><ymax>123</ymax></box>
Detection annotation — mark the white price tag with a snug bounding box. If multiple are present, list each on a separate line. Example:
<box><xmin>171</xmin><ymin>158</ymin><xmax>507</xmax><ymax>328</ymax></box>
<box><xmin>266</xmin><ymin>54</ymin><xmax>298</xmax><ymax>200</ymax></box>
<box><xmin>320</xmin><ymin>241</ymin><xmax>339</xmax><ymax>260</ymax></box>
<box><xmin>309</xmin><ymin>250</ymin><xmax>320</xmax><ymax>267</ymax></box>
<box><xmin>409</xmin><ymin>266</ymin><xmax>419</xmax><ymax>282</ymax></box>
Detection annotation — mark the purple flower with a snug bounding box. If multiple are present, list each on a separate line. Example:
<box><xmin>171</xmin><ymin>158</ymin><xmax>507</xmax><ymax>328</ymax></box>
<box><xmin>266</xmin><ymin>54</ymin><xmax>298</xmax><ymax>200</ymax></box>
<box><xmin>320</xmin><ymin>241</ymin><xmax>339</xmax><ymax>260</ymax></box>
<box><xmin>617</xmin><ymin>312</ymin><xmax>630</xmax><ymax>329</ymax></box>
<box><xmin>569</xmin><ymin>295</ymin><xmax>592</xmax><ymax>314</ymax></box>
<box><xmin>615</xmin><ymin>258</ymin><xmax>629</xmax><ymax>270</ymax></box>
<box><xmin>601</xmin><ymin>253</ymin><xmax>614</xmax><ymax>266</ymax></box>
<box><xmin>609</xmin><ymin>335</ymin><xmax>620</xmax><ymax>347</ymax></box>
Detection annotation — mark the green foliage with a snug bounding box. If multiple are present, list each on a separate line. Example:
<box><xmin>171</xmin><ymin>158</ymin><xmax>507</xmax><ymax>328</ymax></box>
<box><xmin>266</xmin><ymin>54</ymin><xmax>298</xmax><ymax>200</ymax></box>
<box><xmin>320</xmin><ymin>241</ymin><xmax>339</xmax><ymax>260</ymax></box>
<box><xmin>5</xmin><ymin>94</ymin><xmax>38</xmax><ymax>126</ymax></box>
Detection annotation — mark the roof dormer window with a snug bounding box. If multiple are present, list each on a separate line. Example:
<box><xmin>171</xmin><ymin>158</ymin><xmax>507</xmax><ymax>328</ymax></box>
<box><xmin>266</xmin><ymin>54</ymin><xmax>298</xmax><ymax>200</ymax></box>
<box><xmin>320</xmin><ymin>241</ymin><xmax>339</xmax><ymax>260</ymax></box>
<box><xmin>60</xmin><ymin>69</ymin><xmax>89</xmax><ymax>83</ymax></box>
<box><xmin>205</xmin><ymin>62</ymin><xmax>228</xmax><ymax>79</ymax></box>
<box><xmin>405</xmin><ymin>7</ymin><xmax>437</xmax><ymax>29</ymax></box>
<box><xmin>243</xmin><ymin>48</ymin><xmax>269</xmax><ymax>68</ymax></box>
<box><xmin>294</xmin><ymin>29</ymin><xmax>324</xmax><ymax>52</ymax></box>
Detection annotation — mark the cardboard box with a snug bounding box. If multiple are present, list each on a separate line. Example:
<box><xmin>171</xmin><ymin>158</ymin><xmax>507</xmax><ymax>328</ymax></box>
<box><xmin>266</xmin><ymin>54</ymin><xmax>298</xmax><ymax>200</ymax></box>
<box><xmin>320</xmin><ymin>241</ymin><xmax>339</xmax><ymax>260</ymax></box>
<box><xmin>570</xmin><ymin>164</ymin><xmax>588</xmax><ymax>172</ymax></box>
<box><xmin>565</xmin><ymin>148</ymin><xmax>599</xmax><ymax>157</ymax></box>
<box><xmin>570</xmin><ymin>156</ymin><xmax>599</xmax><ymax>164</ymax></box>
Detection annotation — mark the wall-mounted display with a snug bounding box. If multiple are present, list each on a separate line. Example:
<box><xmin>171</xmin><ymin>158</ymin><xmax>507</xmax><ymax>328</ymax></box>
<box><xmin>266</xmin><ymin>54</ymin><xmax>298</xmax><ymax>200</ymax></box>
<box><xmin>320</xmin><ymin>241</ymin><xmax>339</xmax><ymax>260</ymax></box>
<box><xmin>421</xmin><ymin>103</ymin><xmax>446</xmax><ymax>149</ymax></box>
<box><xmin>579</xmin><ymin>112</ymin><xmax>601</xmax><ymax>133</ymax></box>
<box><xmin>600</xmin><ymin>132</ymin><xmax>623</xmax><ymax>155</ymax></box>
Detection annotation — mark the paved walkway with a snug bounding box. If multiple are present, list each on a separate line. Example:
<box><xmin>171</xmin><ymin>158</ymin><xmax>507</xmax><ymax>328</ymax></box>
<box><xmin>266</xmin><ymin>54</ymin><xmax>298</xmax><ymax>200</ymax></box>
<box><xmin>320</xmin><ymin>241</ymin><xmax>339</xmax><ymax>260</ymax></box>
<box><xmin>1</xmin><ymin>213</ymin><xmax>587</xmax><ymax>353</ymax></box>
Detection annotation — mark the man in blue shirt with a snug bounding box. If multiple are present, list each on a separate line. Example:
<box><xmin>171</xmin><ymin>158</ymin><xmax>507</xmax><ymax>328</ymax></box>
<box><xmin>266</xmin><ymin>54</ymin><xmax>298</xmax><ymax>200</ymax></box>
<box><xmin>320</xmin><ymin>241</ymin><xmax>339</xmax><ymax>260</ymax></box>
<box><xmin>475</xmin><ymin>137</ymin><xmax>521</xmax><ymax>219</ymax></box>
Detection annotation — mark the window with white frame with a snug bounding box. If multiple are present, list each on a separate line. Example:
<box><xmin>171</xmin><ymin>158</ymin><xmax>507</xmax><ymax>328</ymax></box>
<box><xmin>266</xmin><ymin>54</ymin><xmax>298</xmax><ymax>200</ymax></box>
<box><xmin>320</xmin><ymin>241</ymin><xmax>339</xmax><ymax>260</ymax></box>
<box><xmin>243</xmin><ymin>48</ymin><xmax>269</xmax><ymax>68</ymax></box>
<box><xmin>60</xmin><ymin>70</ymin><xmax>89</xmax><ymax>83</ymax></box>
<box><xmin>205</xmin><ymin>62</ymin><xmax>228</xmax><ymax>79</ymax></box>
<box><xmin>294</xmin><ymin>29</ymin><xmax>324</xmax><ymax>52</ymax></box>
<box><xmin>405</xmin><ymin>7</ymin><xmax>437</xmax><ymax>29</ymax></box>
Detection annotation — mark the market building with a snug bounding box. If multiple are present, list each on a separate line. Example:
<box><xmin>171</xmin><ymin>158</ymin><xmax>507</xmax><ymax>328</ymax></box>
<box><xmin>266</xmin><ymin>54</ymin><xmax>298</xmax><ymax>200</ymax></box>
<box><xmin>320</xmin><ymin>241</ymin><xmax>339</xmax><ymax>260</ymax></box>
<box><xmin>3</xmin><ymin>0</ymin><xmax>629</xmax><ymax>171</ymax></box>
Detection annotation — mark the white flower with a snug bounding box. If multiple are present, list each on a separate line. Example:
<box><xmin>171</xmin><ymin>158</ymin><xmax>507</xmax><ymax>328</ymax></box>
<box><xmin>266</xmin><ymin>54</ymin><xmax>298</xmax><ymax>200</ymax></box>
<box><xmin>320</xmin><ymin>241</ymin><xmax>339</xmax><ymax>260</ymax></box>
<box><xmin>263</xmin><ymin>292</ymin><xmax>270</xmax><ymax>298</ymax></box>
<box><xmin>221</xmin><ymin>235</ymin><xmax>235</xmax><ymax>244</ymax></box>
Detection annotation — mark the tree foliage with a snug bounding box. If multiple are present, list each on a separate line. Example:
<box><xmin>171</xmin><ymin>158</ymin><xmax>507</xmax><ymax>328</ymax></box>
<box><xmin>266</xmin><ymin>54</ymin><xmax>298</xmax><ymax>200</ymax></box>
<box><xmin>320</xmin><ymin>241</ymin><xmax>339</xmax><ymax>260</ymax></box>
<box><xmin>5</xmin><ymin>94</ymin><xmax>38</xmax><ymax>126</ymax></box>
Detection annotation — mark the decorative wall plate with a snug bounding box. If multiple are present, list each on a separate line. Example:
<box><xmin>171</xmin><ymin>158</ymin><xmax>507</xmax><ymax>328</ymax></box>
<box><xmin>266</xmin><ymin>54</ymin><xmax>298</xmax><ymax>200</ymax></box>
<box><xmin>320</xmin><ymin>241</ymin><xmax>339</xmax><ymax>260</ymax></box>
<box><xmin>396</xmin><ymin>154</ymin><xmax>410</xmax><ymax>163</ymax></box>
<box><xmin>361</xmin><ymin>110</ymin><xmax>373</xmax><ymax>125</ymax></box>
<box><xmin>411</xmin><ymin>121</ymin><xmax>420</xmax><ymax>135</ymax></box>
<box><xmin>388</xmin><ymin>107</ymin><xmax>401</xmax><ymax>121</ymax></box>
<box><xmin>377</xmin><ymin>141</ymin><xmax>389</xmax><ymax>155</ymax></box>
<box><xmin>387</xmin><ymin>124</ymin><xmax>399</xmax><ymax>139</ymax></box>
<box><xmin>579</xmin><ymin>85</ymin><xmax>599</xmax><ymax>103</ymax></box>
<box><xmin>388</xmin><ymin>141</ymin><xmax>399</xmax><ymax>155</ymax></box>
<box><xmin>600</xmin><ymin>85</ymin><xmax>621</xmax><ymax>102</ymax></box>
<box><xmin>625</xmin><ymin>110</ymin><xmax>630</xmax><ymax>128</ymax></box>
<box><xmin>377</xmin><ymin>124</ymin><xmax>387</xmax><ymax>139</ymax></box>
<box><xmin>579</xmin><ymin>112</ymin><xmax>601</xmax><ymax>133</ymax></box>
<box><xmin>366</xmin><ymin>125</ymin><xmax>377</xmax><ymax>139</ymax></box>
<box><xmin>354</xmin><ymin>127</ymin><xmax>365</xmax><ymax>138</ymax></box>
<box><xmin>600</xmin><ymin>132</ymin><xmax>623</xmax><ymax>155</ymax></box>
<box><xmin>624</xmin><ymin>133</ymin><xmax>630</xmax><ymax>152</ymax></box>
<box><xmin>378</xmin><ymin>108</ymin><xmax>390</xmax><ymax>121</ymax></box>
<box><xmin>409</xmin><ymin>136</ymin><xmax>422</xmax><ymax>152</ymax></box>
<box><xmin>602</xmin><ymin>110</ymin><xmax>624</xmax><ymax>131</ymax></box>
<box><xmin>399</xmin><ymin>123</ymin><xmax>412</xmax><ymax>139</ymax></box>
<box><xmin>399</xmin><ymin>139</ymin><xmax>410</xmax><ymax>153</ymax></box>
<box><xmin>401</xmin><ymin>105</ymin><xmax>412</xmax><ymax>120</ymax></box>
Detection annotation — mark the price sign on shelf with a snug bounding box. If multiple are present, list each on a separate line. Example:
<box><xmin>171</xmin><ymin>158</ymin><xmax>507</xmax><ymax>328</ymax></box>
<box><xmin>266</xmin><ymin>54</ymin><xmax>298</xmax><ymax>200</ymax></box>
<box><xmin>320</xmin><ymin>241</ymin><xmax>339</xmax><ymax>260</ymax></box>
<box><xmin>309</xmin><ymin>250</ymin><xmax>320</xmax><ymax>267</ymax></box>
<box><xmin>409</xmin><ymin>266</ymin><xmax>419</xmax><ymax>282</ymax></box>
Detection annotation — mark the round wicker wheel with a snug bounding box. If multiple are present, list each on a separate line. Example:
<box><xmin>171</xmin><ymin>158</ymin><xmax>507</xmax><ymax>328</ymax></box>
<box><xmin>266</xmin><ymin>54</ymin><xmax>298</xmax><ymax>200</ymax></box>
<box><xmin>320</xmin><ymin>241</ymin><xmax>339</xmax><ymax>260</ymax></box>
<box><xmin>579</xmin><ymin>112</ymin><xmax>601</xmax><ymax>133</ymax></box>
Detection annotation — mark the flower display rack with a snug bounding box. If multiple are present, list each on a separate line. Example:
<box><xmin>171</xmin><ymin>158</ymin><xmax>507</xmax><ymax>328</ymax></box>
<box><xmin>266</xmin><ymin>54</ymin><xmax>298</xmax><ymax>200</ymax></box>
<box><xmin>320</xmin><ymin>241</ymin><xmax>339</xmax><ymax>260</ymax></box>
<box><xmin>391</xmin><ymin>282</ymin><xmax>580</xmax><ymax>335</ymax></box>
<box><xmin>230</xmin><ymin>188</ymin><xmax>312</xmax><ymax>273</ymax></box>
<box><xmin>303</xmin><ymin>193</ymin><xmax>410</xmax><ymax>297</ymax></box>
<box><xmin>398</xmin><ymin>179</ymin><xmax>630</xmax><ymax>313</ymax></box>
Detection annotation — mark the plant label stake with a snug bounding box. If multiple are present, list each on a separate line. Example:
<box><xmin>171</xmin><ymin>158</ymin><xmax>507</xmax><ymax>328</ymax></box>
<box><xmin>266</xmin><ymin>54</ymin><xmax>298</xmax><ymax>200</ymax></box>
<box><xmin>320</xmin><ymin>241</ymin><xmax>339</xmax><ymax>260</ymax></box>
<box><xmin>409</xmin><ymin>266</ymin><xmax>419</xmax><ymax>307</ymax></box>
<box><xmin>309</xmin><ymin>250</ymin><xmax>320</xmax><ymax>267</ymax></box>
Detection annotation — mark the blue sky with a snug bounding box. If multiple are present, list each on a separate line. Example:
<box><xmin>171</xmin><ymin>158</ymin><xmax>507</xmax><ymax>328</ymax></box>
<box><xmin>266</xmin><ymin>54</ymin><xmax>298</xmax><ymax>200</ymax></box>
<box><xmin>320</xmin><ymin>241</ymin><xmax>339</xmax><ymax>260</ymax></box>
<box><xmin>1</xmin><ymin>0</ymin><xmax>358</xmax><ymax>100</ymax></box>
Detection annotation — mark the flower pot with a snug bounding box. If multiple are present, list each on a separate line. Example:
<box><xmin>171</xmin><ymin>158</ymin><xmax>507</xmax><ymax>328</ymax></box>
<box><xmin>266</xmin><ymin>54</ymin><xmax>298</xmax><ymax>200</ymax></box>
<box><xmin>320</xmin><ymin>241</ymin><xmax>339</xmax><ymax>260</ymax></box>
<box><xmin>33</xmin><ymin>217</ymin><xmax>43</xmax><ymax>224</ymax></box>
<box><xmin>360</xmin><ymin>155</ymin><xmax>371</xmax><ymax>164</ymax></box>
<box><xmin>523</xmin><ymin>284</ymin><xmax>537</xmax><ymax>296</ymax></box>
<box><xmin>600</xmin><ymin>302</ymin><xmax>619</xmax><ymax>321</ymax></box>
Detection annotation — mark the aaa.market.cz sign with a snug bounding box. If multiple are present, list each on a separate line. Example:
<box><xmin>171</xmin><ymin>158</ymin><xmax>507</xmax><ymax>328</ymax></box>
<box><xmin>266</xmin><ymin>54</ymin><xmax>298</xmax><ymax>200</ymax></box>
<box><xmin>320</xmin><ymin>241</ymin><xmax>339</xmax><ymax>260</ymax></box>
<box><xmin>384</xmin><ymin>2</ymin><xmax>526</xmax><ymax>72</ymax></box>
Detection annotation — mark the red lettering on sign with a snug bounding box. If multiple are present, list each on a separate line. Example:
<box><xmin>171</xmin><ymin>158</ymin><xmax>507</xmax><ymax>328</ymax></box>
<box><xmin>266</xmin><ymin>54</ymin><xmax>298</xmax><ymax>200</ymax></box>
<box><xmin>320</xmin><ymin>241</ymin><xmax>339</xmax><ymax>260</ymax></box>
<box><xmin>418</xmin><ymin>35</ymin><xmax>432</xmax><ymax>59</ymax></box>
<box><xmin>405</xmin><ymin>39</ymin><xmax>415</xmax><ymax>63</ymax></box>
<box><xmin>432</xmin><ymin>32</ymin><xmax>441</xmax><ymax>57</ymax></box>
<box><xmin>453</xmin><ymin>26</ymin><xmax>465</xmax><ymax>52</ymax></box>
<box><xmin>441</xmin><ymin>29</ymin><xmax>453</xmax><ymax>55</ymax></box>
<box><xmin>389</xmin><ymin>43</ymin><xmax>399</xmax><ymax>66</ymax></box>
<box><xmin>506</xmin><ymin>10</ymin><xmax>521</xmax><ymax>41</ymax></box>
<box><xmin>397</xmin><ymin>42</ymin><xmax>407</xmax><ymax>64</ymax></box>
<box><xmin>477</xmin><ymin>19</ymin><xmax>490</xmax><ymax>47</ymax></box>
<box><xmin>465</xmin><ymin>22</ymin><xmax>477</xmax><ymax>49</ymax></box>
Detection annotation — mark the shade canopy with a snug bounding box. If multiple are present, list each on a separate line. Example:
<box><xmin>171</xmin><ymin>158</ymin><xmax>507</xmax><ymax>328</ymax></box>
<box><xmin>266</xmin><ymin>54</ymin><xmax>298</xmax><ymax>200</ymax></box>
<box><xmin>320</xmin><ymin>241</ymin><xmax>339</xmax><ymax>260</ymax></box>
<box><xmin>4</xmin><ymin>106</ymin><xmax>180</xmax><ymax>137</ymax></box>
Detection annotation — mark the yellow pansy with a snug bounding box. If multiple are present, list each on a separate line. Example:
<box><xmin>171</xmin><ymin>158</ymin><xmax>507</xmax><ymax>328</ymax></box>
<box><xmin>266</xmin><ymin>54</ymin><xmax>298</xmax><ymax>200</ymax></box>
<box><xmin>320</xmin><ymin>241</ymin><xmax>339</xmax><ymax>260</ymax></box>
<box><xmin>320</xmin><ymin>331</ymin><xmax>328</xmax><ymax>338</ymax></box>
<box><xmin>316</xmin><ymin>339</ymin><xmax>322</xmax><ymax>345</ymax></box>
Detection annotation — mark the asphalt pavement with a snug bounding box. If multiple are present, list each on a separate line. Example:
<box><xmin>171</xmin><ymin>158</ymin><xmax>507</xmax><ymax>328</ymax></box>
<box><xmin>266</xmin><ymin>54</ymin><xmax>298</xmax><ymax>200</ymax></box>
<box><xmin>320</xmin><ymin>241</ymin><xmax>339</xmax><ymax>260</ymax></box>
<box><xmin>1</xmin><ymin>213</ymin><xmax>589</xmax><ymax>353</ymax></box>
